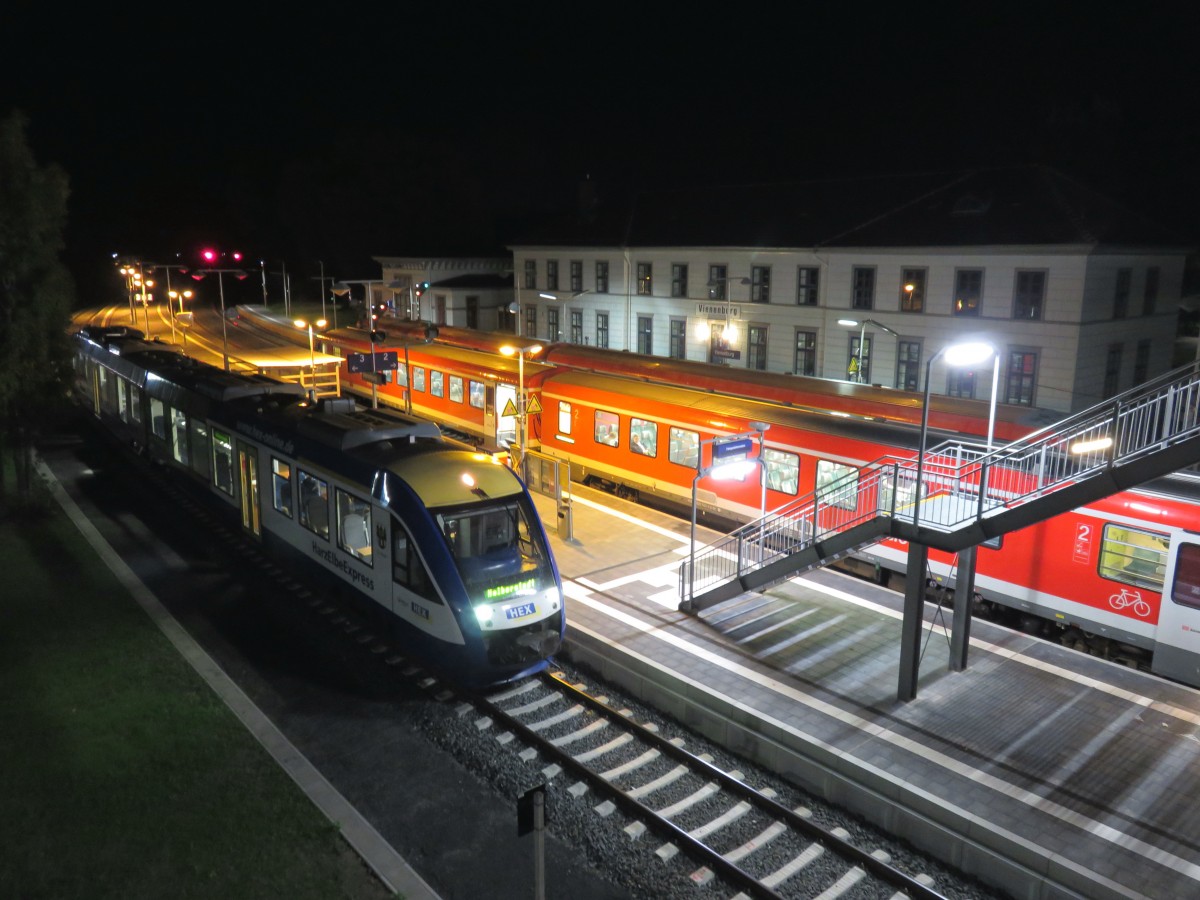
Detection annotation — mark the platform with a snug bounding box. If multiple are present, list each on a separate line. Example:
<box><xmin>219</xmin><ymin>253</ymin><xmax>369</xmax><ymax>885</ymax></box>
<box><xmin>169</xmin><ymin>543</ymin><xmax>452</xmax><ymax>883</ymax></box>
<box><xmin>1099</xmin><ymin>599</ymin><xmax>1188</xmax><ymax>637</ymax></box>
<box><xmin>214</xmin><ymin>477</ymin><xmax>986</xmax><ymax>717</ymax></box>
<box><xmin>533</xmin><ymin>487</ymin><xmax>1200</xmax><ymax>900</ymax></box>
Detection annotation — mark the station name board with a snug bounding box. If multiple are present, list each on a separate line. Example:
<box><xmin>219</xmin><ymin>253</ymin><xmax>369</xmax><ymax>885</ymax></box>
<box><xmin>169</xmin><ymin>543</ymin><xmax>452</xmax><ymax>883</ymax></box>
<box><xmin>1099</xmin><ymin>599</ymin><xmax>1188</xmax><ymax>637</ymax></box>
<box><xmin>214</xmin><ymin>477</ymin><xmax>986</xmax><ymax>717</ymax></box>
<box><xmin>697</xmin><ymin>303</ymin><xmax>740</xmax><ymax>318</ymax></box>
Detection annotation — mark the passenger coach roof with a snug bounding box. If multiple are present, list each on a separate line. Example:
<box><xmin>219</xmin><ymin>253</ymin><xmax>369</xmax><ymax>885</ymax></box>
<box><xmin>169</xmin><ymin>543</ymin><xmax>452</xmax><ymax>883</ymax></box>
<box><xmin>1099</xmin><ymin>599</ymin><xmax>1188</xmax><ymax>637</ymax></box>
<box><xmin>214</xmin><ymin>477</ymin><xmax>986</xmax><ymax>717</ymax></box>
<box><xmin>542</xmin><ymin>370</ymin><xmax>934</xmax><ymax>450</ymax></box>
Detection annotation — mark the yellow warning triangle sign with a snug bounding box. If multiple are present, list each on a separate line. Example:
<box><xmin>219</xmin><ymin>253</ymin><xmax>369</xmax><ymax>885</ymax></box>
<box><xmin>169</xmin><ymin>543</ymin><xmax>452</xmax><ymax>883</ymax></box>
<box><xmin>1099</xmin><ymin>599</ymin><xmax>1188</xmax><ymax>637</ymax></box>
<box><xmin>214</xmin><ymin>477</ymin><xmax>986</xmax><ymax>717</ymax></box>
<box><xmin>501</xmin><ymin>398</ymin><xmax>518</xmax><ymax>418</ymax></box>
<box><xmin>525</xmin><ymin>394</ymin><xmax>542</xmax><ymax>415</ymax></box>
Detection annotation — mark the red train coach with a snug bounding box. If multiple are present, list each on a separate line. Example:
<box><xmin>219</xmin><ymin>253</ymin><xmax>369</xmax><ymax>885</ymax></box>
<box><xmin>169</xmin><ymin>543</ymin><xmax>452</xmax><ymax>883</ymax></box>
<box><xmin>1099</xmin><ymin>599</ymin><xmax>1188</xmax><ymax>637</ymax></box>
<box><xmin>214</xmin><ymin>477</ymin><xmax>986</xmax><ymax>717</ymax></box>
<box><xmin>369</xmin><ymin>319</ymin><xmax>1046</xmax><ymax>442</ymax></box>
<box><xmin>534</xmin><ymin>365</ymin><xmax>1200</xmax><ymax>685</ymax></box>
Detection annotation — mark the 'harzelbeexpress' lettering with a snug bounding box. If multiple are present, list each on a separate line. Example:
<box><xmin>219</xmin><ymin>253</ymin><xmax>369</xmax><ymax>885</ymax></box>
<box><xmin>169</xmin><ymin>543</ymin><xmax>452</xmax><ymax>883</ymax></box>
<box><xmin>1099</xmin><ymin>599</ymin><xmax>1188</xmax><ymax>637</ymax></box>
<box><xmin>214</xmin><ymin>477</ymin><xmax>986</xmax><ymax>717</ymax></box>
<box><xmin>485</xmin><ymin>578</ymin><xmax>536</xmax><ymax>600</ymax></box>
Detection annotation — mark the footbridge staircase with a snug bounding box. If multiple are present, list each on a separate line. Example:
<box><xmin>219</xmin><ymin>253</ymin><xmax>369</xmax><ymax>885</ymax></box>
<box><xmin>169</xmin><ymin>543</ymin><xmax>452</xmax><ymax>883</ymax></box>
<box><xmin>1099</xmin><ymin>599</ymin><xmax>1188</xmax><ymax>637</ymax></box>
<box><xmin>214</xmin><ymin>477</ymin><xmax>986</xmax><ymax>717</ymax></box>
<box><xmin>680</xmin><ymin>361</ymin><xmax>1200</xmax><ymax>612</ymax></box>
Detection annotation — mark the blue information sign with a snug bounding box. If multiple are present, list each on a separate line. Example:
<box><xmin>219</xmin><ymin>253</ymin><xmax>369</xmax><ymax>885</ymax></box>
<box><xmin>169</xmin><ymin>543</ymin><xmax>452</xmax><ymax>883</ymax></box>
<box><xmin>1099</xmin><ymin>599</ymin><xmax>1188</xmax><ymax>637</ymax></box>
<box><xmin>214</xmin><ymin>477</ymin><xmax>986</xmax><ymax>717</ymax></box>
<box><xmin>347</xmin><ymin>351</ymin><xmax>399</xmax><ymax>373</ymax></box>
<box><xmin>712</xmin><ymin>437</ymin><xmax>754</xmax><ymax>460</ymax></box>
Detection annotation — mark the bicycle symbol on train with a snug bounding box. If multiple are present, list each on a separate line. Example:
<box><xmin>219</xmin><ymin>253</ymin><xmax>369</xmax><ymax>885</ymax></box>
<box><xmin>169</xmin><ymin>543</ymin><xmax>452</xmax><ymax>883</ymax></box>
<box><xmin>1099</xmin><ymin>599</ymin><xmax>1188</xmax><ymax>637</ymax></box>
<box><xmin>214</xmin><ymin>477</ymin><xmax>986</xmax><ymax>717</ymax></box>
<box><xmin>1108</xmin><ymin>587</ymin><xmax>1152</xmax><ymax>618</ymax></box>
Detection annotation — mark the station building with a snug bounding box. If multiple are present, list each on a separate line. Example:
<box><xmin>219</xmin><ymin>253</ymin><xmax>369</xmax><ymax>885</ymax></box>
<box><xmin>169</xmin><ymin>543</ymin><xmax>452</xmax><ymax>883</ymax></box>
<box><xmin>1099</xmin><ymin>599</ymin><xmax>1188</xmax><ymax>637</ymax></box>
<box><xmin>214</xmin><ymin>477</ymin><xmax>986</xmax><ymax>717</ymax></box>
<box><xmin>376</xmin><ymin>166</ymin><xmax>1192</xmax><ymax>415</ymax></box>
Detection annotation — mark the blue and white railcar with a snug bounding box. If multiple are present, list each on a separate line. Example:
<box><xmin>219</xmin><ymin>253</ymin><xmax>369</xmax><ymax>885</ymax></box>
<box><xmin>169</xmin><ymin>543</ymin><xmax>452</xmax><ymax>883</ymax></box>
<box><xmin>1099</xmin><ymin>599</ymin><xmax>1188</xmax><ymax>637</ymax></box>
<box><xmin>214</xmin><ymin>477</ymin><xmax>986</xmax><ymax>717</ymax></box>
<box><xmin>72</xmin><ymin>326</ymin><xmax>564</xmax><ymax>686</ymax></box>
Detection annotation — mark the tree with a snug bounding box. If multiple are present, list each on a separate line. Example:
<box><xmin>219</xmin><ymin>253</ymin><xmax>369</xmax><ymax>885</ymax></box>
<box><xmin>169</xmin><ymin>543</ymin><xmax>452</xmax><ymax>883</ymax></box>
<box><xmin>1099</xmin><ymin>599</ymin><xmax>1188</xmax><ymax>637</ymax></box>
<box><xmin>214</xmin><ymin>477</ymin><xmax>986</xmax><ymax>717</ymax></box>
<box><xmin>0</xmin><ymin>110</ymin><xmax>75</xmax><ymax>510</ymax></box>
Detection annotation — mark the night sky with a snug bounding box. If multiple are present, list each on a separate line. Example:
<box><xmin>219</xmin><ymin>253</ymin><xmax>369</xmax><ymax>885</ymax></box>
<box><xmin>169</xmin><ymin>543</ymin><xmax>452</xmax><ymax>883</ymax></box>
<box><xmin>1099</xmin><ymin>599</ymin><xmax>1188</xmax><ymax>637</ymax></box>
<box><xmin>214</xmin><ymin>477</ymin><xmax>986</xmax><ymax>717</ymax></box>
<box><xmin>4</xmin><ymin>7</ymin><xmax>1198</xmax><ymax>301</ymax></box>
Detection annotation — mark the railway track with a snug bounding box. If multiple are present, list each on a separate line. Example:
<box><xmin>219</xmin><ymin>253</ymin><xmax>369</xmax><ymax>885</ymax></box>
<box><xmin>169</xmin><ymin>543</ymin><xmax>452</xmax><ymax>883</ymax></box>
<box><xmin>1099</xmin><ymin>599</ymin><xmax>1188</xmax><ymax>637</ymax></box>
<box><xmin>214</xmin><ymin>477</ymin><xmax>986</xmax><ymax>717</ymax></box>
<box><xmin>470</xmin><ymin>670</ymin><xmax>951</xmax><ymax>900</ymax></box>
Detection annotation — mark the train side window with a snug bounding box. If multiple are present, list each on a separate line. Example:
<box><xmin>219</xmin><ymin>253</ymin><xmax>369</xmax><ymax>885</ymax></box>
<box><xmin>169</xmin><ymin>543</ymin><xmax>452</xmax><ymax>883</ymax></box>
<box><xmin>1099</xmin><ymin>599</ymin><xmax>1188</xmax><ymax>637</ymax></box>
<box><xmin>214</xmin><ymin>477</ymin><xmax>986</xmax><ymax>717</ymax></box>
<box><xmin>1170</xmin><ymin>543</ymin><xmax>1200</xmax><ymax>610</ymax></box>
<box><xmin>190</xmin><ymin>420</ymin><xmax>210</xmax><ymax>479</ymax></box>
<box><xmin>336</xmin><ymin>489</ymin><xmax>373</xmax><ymax>564</ymax></box>
<box><xmin>272</xmin><ymin>458</ymin><xmax>293</xmax><ymax>518</ymax></box>
<box><xmin>449</xmin><ymin>375</ymin><xmax>464</xmax><ymax>403</ymax></box>
<box><xmin>396</xmin><ymin>364</ymin><xmax>408</xmax><ymax>388</ymax></box>
<box><xmin>630</xmin><ymin>417</ymin><xmax>657</xmax><ymax>456</ymax></box>
<box><xmin>297</xmin><ymin>469</ymin><xmax>329</xmax><ymax>540</ymax></box>
<box><xmin>129</xmin><ymin>384</ymin><xmax>142</xmax><ymax>424</ymax></box>
<box><xmin>150</xmin><ymin>397</ymin><xmax>167</xmax><ymax>440</ymax></box>
<box><xmin>1099</xmin><ymin>524</ymin><xmax>1168</xmax><ymax>591</ymax></box>
<box><xmin>212</xmin><ymin>429</ymin><xmax>235</xmax><ymax>495</ymax></box>
<box><xmin>764</xmin><ymin>447</ymin><xmax>799</xmax><ymax>495</ymax></box>
<box><xmin>558</xmin><ymin>402</ymin><xmax>572</xmax><ymax>437</ymax></box>
<box><xmin>816</xmin><ymin>459</ymin><xmax>858</xmax><ymax>510</ymax></box>
<box><xmin>393</xmin><ymin>522</ymin><xmax>441</xmax><ymax>603</ymax></box>
<box><xmin>171</xmin><ymin>409</ymin><xmax>189</xmax><ymax>466</ymax></box>
<box><xmin>594</xmin><ymin>410</ymin><xmax>619</xmax><ymax>446</ymax></box>
<box><xmin>669</xmin><ymin>427</ymin><xmax>699</xmax><ymax>468</ymax></box>
<box><xmin>469</xmin><ymin>380</ymin><xmax>485</xmax><ymax>409</ymax></box>
<box><xmin>412</xmin><ymin>367</ymin><xmax>425</xmax><ymax>393</ymax></box>
<box><xmin>117</xmin><ymin>379</ymin><xmax>129</xmax><ymax>422</ymax></box>
<box><xmin>430</xmin><ymin>370</ymin><xmax>444</xmax><ymax>398</ymax></box>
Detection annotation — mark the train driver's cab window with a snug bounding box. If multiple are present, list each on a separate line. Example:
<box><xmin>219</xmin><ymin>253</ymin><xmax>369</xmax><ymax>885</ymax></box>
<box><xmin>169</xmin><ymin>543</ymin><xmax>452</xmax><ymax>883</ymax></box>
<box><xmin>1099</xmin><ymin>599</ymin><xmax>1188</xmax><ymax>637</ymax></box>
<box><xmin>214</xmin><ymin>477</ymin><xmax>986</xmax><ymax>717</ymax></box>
<box><xmin>1170</xmin><ymin>543</ymin><xmax>1200</xmax><ymax>610</ymax></box>
<box><xmin>669</xmin><ymin>427</ymin><xmax>700</xmax><ymax>469</ymax></box>
<box><xmin>557</xmin><ymin>402</ymin><xmax>572</xmax><ymax>438</ymax></box>
<box><xmin>1099</xmin><ymin>524</ymin><xmax>1168</xmax><ymax>591</ymax></box>
<box><xmin>430</xmin><ymin>370</ymin><xmax>444</xmax><ymax>398</ymax></box>
<box><xmin>212</xmin><ymin>429</ymin><xmax>235</xmax><ymax>495</ymax></box>
<box><xmin>469</xmin><ymin>380</ymin><xmax>485</xmax><ymax>410</ymax></box>
<box><xmin>412</xmin><ymin>367</ymin><xmax>425</xmax><ymax>393</ymax></box>
<box><xmin>630</xmin><ymin>417</ymin><xmax>657</xmax><ymax>457</ymax></box>
<box><xmin>272</xmin><ymin>458</ymin><xmax>293</xmax><ymax>517</ymax></box>
<box><xmin>595</xmin><ymin>410</ymin><xmax>619</xmax><ymax>446</ymax></box>
<box><xmin>764</xmin><ymin>447</ymin><xmax>799</xmax><ymax>495</ymax></box>
<box><xmin>393</xmin><ymin>521</ymin><xmax>440</xmax><ymax>603</ymax></box>
<box><xmin>150</xmin><ymin>397</ymin><xmax>167</xmax><ymax>440</ymax></box>
<box><xmin>336</xmin><ymin>489</ymin><xmax>373</xmax><ymax>564</ymax></box>
<box><xmin>297</xmin><ymin>469</ymin><xmax>330</xmax><ymax>540</ymax></box>
<box><xmin>171</xmin><ymin>408</ymin><xmax>190</xmax><ymax>466</ymax></box>
<box><xmin>816</xmin><ymin>459</ymin><xmax>859</xmax><ymax>510</ymax></box>
<box><xmin>449</xmin><ymin>375</ymin><xmax>464</xmax><ymax>403</ymax></box>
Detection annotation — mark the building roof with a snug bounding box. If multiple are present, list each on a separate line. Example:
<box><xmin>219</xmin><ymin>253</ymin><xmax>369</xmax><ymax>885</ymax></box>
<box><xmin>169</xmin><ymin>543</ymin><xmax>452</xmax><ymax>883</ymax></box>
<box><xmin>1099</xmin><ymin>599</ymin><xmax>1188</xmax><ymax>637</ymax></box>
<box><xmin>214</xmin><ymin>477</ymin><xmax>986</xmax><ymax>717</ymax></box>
<box><xmin>512</xmin><ymin>166</ymin><xmax>1191</xmax><ymax>251</ymax></box>
<box><xmin>427</xmin><ymin>273</ymin><xmax>514</xmax><ymax>290</ymax></box>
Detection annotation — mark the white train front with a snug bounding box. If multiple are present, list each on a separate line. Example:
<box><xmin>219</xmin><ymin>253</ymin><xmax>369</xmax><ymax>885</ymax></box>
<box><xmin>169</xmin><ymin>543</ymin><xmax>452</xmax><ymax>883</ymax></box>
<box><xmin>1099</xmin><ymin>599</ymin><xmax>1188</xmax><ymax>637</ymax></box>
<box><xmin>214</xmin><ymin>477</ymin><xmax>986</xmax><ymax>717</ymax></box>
<box><xmin>72</xmin><ymin>326</ymin><xmax>565</xmax><ymax>687</ymax></box>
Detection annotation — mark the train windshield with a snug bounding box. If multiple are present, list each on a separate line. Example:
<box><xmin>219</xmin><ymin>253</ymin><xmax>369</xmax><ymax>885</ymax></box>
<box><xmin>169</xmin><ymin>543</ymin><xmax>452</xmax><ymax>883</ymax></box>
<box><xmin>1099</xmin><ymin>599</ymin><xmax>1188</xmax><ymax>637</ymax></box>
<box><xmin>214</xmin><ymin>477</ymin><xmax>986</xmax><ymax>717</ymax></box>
<box><xmin>435</xmin><ymin>495</ymin><xmax>553</xmax><ymax>596</ymax></box>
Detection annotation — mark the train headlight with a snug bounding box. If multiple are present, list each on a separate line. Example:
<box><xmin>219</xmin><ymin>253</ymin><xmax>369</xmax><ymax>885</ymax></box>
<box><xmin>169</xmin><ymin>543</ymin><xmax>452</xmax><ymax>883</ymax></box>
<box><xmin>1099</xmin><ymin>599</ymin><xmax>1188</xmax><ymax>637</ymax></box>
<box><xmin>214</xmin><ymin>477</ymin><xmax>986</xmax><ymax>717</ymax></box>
<box><xmin>544</xmin><ymin>586</ymin><xmax>561</xmax><ymax>611</ymax></box>
<box><xmin>474</xmin><ymin>605</ymin><xmax>494</xmax><ymax>626</ymax></box>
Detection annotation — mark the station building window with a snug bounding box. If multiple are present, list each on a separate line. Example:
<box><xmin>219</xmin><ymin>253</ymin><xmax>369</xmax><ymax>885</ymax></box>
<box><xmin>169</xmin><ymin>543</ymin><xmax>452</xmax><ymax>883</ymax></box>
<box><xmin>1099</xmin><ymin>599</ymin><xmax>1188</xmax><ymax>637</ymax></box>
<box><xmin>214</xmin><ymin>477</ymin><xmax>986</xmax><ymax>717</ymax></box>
<box><xmin>336</xmin><ymin>489</ymin><xmax>373</xmax><ymax>564</ymax></box>
<box><xmin>297</xmin><ymin>469</ymin><xmax>329</xmax><ymax>539</ymax></box>
<box><xmin>272</xmin><ymin>458</ymin><xmax>293</xmax><ymax>517</ymax></box>
<box><xmin>816</xmin><ymin>459</ymin><xmax>858</xmax><ymax>510</ymax></box>
<box><xmin>1099</xmin><ymin>524</ymin><xmax>1168</xmax><ymax>591</ymax></box>
<box><xmin>668</xmin><ymin>427</ymin><xmax>699</xmax><ymax>469</ymax></box>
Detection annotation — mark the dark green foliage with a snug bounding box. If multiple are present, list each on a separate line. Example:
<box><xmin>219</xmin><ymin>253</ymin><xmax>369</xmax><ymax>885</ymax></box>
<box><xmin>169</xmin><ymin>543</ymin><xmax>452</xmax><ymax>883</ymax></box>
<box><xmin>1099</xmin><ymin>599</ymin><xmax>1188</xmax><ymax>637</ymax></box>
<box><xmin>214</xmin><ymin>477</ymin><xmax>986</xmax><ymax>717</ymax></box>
<box><xmin>0</xmin><ymin>110</ymin><xmax>76</xmax><ymax>508</ymax></box>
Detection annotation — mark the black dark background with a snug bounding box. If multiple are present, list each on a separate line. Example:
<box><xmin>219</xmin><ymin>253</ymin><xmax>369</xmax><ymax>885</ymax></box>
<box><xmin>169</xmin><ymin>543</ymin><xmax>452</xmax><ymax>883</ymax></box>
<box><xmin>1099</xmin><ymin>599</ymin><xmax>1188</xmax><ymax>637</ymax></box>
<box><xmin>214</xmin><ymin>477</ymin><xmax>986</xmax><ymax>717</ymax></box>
<box><xmin>4</xmin><ymin>7</ymin><xmax>1198</xmax><ymax>303</ymax></box>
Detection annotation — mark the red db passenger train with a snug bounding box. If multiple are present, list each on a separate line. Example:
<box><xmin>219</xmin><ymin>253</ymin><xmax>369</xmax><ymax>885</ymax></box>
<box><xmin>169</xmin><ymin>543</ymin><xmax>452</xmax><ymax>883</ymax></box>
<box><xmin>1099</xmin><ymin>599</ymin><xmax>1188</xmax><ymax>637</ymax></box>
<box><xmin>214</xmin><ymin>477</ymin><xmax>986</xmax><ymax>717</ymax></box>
<box><xmin>243</xmin><ymin>308</ymin><xmax>1200</xmax><ymax>686</ymax></box>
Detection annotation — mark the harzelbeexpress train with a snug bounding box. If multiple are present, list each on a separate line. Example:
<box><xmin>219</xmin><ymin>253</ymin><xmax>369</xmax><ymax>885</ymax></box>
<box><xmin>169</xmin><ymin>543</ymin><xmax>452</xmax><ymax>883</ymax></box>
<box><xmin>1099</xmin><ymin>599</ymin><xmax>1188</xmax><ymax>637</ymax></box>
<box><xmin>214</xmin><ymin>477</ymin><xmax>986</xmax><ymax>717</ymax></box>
<box><xmin>70</xmin><ymin>325</ymin><xmax>565</xmax><ymax>688</ymax></box>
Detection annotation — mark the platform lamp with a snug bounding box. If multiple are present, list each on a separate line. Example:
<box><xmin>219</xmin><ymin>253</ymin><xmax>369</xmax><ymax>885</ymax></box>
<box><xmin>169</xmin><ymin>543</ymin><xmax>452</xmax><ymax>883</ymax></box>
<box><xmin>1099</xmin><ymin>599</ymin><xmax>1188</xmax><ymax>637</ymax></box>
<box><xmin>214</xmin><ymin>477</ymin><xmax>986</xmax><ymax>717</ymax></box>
<box><xmin>703</xmin><ymin>273</ymin><xmax>751</xmax><ymax>363</ymax></box>
<box><xmin>914</xmin><ymin>340</ymin><xmax>996</xmax><ymax>532</ymax></box>
<box><xmin>837</xmin><ymin>318</ymin><xmax>898</xmax><ymax>384</ymax></box>
<box><xmin>499</xmin><ymin>342</ymin><xmax>544</xmax><ymax>473</ymax></box>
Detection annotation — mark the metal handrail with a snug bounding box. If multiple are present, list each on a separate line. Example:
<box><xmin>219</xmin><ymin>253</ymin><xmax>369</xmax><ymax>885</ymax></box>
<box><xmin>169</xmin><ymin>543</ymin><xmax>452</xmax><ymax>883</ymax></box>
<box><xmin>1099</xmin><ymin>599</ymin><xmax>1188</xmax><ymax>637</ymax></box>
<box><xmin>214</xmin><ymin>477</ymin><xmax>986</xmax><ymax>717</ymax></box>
<box><xmin>682</xmin><ymin>360</ymin><xmax>1200</xmax><ymax>608</ymax></box>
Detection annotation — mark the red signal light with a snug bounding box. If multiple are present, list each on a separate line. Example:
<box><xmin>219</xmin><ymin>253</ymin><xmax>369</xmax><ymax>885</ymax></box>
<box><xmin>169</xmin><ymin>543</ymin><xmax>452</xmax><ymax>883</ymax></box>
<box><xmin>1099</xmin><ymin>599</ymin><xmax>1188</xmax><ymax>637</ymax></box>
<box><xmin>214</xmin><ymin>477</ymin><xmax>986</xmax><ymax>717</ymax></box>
<box><xmin>231</xmin><ymin>251</ymin><xmax>243</xmax><ymax>262</ymax></box>
<box><xmin>201</xmin><ymin>248</ymin><xmax>217</xmax><ymax>263</ymax></box>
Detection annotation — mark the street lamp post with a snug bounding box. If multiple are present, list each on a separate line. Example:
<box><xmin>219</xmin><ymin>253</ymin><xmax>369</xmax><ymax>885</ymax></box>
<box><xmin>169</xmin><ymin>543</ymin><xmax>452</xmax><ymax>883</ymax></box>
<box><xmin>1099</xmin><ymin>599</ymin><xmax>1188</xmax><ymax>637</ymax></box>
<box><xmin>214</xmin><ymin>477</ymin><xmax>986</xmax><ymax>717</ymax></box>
<box><xmin>837</xmin><ymin>318</ymin><xmax>899</xmax><ymax>384</ymax></box>
<box><xmin>499</xmin><ymin>342</ymin><xmax>544</xmax><ymax>472</ymax></box>
<box><xmin>167</xmin><ymin>288</ymin><xmax>193</xmax><ymax>346</ymax></box>
<box><xmin>294</xmin><ymin>318</ymin><xmax>328</xmax><ymax>400</ymax></box>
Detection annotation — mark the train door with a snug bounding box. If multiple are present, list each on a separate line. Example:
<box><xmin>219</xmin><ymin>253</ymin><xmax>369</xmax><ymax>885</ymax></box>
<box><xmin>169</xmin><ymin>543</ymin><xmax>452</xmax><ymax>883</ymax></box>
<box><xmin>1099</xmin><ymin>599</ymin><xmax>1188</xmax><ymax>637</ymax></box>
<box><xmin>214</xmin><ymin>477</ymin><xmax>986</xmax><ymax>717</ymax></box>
<box><xmin>237</xmin><ymin>440</ymin><xmax>262</xmax><ymax>538</ymax></box>
<box><xmin>484</xmin><ymin>384</ymin><xmax>496</xmax><ymax>445</ymax></box>
<box><xmin>497</xmin><ymin>383</ymin><xmax>518</xmax><ymax>448</ymax></box>
<box><xmin>1151</xmin><ymin>530</ymin><xmax>1200</xmax><ymax>684</ymax></box>
<box><xmin>90</xmin><ymin>363</ymin><xmax>102</xmax><ymax>416</ymax></box>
